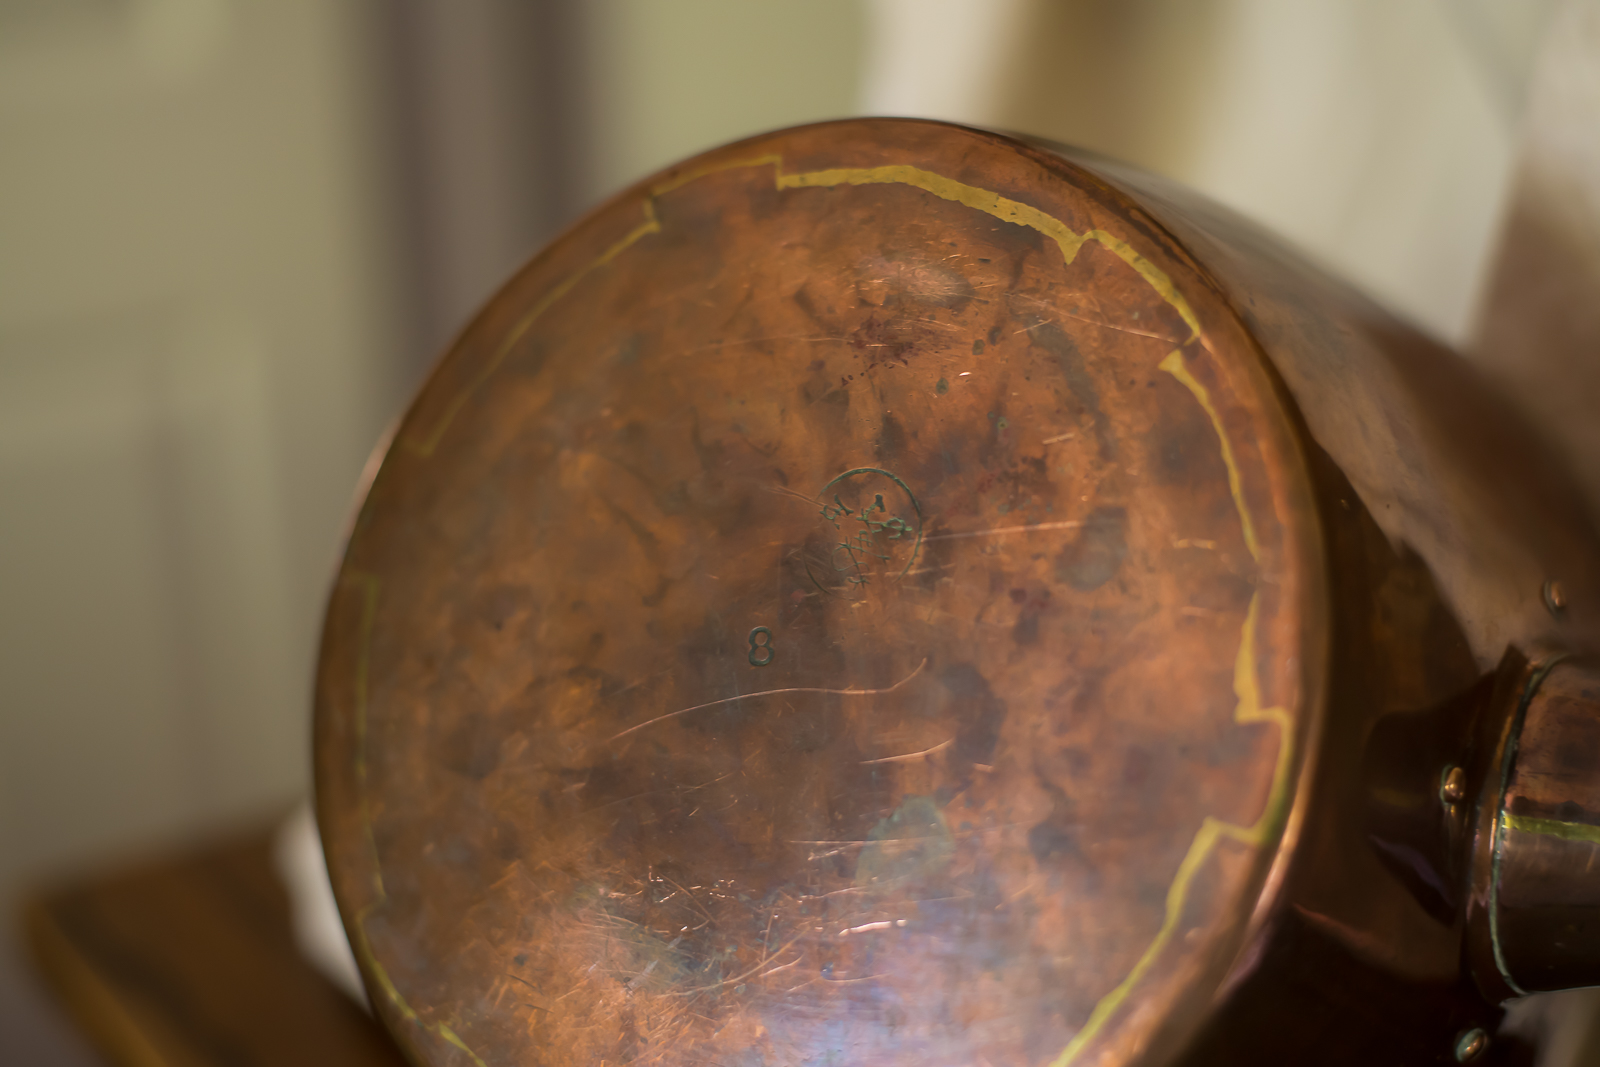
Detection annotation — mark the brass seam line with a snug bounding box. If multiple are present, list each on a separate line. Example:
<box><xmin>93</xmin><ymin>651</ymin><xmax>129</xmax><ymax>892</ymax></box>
<box><xmin>1051</xmin><ymin>327</ymin><xmax>1286</xmax><ymax>1065</ymax></box>
<box><xmin>1051</xmin><ymin>593</ymin><xmax>1292</xmax><ymax>1067</ymax></box>
<box><xmin>405</xmin><ymin>155</ymin><xmax>1204</xmax><ymax>456</ymax></box>
<box><xmin>1502</xmin><ymin>812</ymin><xmax>1600</xmax><ymax>844</ymax></box>
<box><xmin>344</xmin><ymin>571</ymin><xmax>489</xmax><ymax>1067</ymax></box>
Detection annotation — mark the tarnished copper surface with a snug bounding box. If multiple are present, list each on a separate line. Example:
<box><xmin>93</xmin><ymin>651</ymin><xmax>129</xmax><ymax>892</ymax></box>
<box><xmin>316</xmin><ymin>121</ymin><xmax>1320</xmax><ymax>1067</ymax></box>
<box><xmin>1095</xmin><ymin>150</ymin><xmax>1595</xmax><ymax>1065</ymax></box>
<box><xmin>317</xmin><ymin>119</ymin><xmax>1600</xmax><ymax>1066</ymax></box>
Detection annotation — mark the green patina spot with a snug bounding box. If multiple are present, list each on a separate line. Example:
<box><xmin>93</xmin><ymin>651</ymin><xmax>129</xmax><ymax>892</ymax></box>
<box><xmin>936</xmin><ymin>378</ymin><xmax>948</xmax><ymax>394</ymax></box>
<box><xmin>854</xmin><ymin>795</ymin><xmax>954</xmax><ymax>892</ymax></box>
<box><xmin>611</xmin><ymin>927</ymin><xmax>689</xmax><ymax>994</ymax></box>
<box><xmin>972</xmin><ymin>339</ymin><xmax>985</xmax><ymax>354</ymax></box>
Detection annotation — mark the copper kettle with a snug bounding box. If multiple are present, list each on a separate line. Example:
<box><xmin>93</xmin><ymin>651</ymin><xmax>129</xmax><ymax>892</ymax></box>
<box><xmin>314</xmin><ymin>118</ymin><xmax>1600</xmax><ymax>1067</ymax></box>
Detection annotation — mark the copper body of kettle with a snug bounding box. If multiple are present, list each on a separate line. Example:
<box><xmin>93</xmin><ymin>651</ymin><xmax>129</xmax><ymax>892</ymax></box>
<box><xmin>314</xmin><ymin>119</ymin><xmax>1600</xmax><ymax>1067</ymax></box>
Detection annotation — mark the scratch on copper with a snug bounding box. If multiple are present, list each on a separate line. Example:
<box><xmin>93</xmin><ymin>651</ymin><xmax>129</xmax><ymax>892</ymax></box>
<box><xmin>839</xmin><ymin>920</ymin><xmax>906</xmax><ymax>936</ymax></box>
<box><xmin>1009</xmin><ymin>292</ymin><xmax>1186</xmax><ymax>345</ymax></box>
<box><xmin>609</xmin><ymin>658</ymin><xmax>927</xmax><ymax>742</ymax></box>
<box><xmin>860</xmin><ymin>737</ymin><xmax>954</xmax><ymax>764</ymax></box>
<box><xmin>925</xmin><ymin>520</ymin><xmax>1084</xmax><ymax>542</ymax></box>
<box><xmin>762</xmin><ymin>483</ymin><xmax>827</xmax><ymax>507</ymax></box>
<box><xmin>660</xmin><ymin>931</ymin><xmax>810</xmax><ymax>996</ymax></box>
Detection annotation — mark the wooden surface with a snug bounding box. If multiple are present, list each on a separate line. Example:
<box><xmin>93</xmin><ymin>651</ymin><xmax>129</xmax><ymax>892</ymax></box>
<box><xmin>24</xmin><ymin>824</ymin><xmax>407</xmax><ymax>1067</ymax></box>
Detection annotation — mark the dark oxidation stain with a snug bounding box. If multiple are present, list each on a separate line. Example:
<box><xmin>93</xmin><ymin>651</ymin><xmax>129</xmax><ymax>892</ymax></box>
<box><xmin>436</xmin><ymin>809</ymin><xmax>522</xmax><ymax>866</ymax></box>
<box><xmin>688</xmin><ymin>412</ymin><xmax>725</xmax><ymax>480</ymax></box>
<box><xmin>799</xmin><ymin>361</ymin><xmax>851</xmax><ymax>435</ymax></box>
<box><xmin>476</xmin><ymin>583</ymin><xmax>528</xmax><ymax>632</ymax></box>
<box><xmin>790</xmin><ymin>283</ymin><xmax>830</xmax><ymax>330</ymax></box>
<box><xmin>1015</xmin><ymin>313</ymin><xmax>1115</xmax><ymax>460</ymax></box>
<box><xmin>875</xmin><ymin>411</ymin><xmax>908</xmax><ymax>461</ymax></box>
<box><xmin>940</xmin><ymin>662</ymin><xmax>1008</xmax><ymax>764</ymax></box>
<box><xmin>849</xmin><ymin>313</ymin><xmax>928</xmax><ymax>373</ymax></box>
<box><xmin>598</xmin><ymin>495</ymin><xmax>660</xmax><ymax>557</ymax></box>
<box><xmin>1027</xmin><ymin>814</ymin><xmax>1081</xmax><ymax>866</ymax></box>
<box><xmin>1122</xmin><ymin>747</ymin><xmax>1152</xmax><ymax>786</ymax></box>
<box><xmin>1027</xmin><ymin>769</ymin><xmax>1085</xmax><ymax>868</ymax></box>
<box><xmin>945</xmin><ymin>452</ymin><xmax>1052</xmax><ymax>521</ymax></box>
<box><xmin>612</xmin><ymin>333</ymin><xmax>644</xmax><ymax>366</ymax></box>
<box><xmin>440</xmin><ymin>716</ymin><xmax>502</xmax><ymax>781</ymax></box>
<box><xmin>1009</xmin><ymin>585</ymin><xmax>1051</xmax><ymax>645</ymax></box>
<box><xmin>639</xmin><ymin>574</ymin><xmax>672</xmax><ymax>608</ymax></box>
<box><xmin>601</xmin><ymin>423</ymin><xmax>692</xmax><ymax>516</ymax></box>
<box><xmin>1148</xmin><ymin>376</ymin><xmax>1223</xmax><ymax>487</ymax></box>
<box><xmin>1055</xmin><ymin>507</ymin><xmax>1128</xmax><ymax>591</ymax></box>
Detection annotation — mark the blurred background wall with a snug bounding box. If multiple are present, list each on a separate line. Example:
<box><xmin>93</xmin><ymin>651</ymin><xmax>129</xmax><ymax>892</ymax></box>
<box><xmin>0</xmin><ymin>4</ymin><xmax>404</xmax><ymax>1056</ymax></box>
<box><xmin>0</xmin><ymin>0</ymin><xmax>1576</xmax><ymax>1061</ymax></box>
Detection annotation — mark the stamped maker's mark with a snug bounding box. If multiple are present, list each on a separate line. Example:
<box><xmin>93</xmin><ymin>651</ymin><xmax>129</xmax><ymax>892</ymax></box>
<box><xmin>803</xmin><ymin>467</ymin><xmax>923</xmax><ymax>598</ymax></box>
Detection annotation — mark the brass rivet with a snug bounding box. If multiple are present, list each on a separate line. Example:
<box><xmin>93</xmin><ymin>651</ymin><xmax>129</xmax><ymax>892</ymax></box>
<box><xmin>1441</xmin><ymin>765</ymin><xmax>1467</xmax><ymax>806</ymax></box>
<box><xmin>1543</xmin><ymin>579</ymin><xmax>1568</xmax><ymax>616</ymax></box>
<box><xmin>1455</xmin><ymin>1027</ymin><xmax>1488</xmax><ymax>1062</ymax></box>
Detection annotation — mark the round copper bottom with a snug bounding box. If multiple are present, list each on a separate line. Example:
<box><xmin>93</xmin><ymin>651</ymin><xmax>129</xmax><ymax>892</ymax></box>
<box><xmin>315</xmin><ymin>119</ymin><xmax>1318</xmax><ymax>1067</ymax></box>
